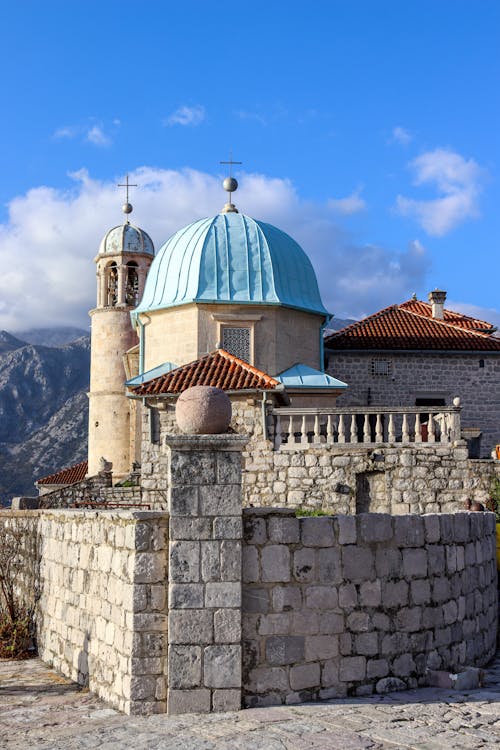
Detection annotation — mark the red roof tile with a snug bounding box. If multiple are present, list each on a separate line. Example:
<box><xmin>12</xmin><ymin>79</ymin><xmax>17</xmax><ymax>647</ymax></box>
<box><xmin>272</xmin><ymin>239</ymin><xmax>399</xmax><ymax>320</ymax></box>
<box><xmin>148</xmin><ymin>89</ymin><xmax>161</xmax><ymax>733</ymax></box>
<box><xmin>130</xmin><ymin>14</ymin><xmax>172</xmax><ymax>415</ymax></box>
<box><xmin>400</xmin><ymin>299</ymin><xmax>495</xmax><ymax>332</ymax></box>
<box><xmin>325</xmin><ymin>305</ymin><xmax>500</xmax><ymax>351</ymax></box>
<box><xmin>129</xmin><ymin>349</ymin><xmax>281</xmax><ymax>396</ymax></box>
<box><xmin>37</xmin><ymin>460</ymin><xmax>88</xmax><ymax>486</ymax></box>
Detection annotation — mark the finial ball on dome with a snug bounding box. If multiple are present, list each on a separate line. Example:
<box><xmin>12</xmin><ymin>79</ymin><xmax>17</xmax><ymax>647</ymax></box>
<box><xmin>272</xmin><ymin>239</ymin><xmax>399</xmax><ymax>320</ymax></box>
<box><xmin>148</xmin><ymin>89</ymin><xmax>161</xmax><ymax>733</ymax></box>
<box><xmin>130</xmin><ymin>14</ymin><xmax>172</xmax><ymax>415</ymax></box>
<box><xmin>122</xmin><ymin>202</ymin><xmax>133</xmax><ymax>215</ymax></box>
<box><xmin>223</xmin><ymin>177</ymin><xmax>238</xmax><ymax>193</ymax></box>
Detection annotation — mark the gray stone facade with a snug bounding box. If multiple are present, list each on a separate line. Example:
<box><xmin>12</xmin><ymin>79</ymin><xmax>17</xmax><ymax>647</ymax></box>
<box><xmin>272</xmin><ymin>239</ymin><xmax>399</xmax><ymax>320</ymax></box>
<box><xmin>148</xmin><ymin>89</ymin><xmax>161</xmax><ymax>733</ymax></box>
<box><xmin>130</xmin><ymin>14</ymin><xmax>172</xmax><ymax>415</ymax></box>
<box><xmin>326</xmin><ymin>351</ymin><xmax>500</xmax><ymax>458</ymax></box>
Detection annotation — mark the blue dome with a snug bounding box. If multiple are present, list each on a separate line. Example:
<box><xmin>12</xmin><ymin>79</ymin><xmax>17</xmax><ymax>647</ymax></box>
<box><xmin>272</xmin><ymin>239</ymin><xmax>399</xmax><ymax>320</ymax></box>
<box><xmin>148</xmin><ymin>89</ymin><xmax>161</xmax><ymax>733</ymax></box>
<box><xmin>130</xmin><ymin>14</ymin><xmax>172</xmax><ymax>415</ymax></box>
<box><xmin>133</xmin><ymin>213</ymin><xmax>327</xmax><ymax>318</ymax></box>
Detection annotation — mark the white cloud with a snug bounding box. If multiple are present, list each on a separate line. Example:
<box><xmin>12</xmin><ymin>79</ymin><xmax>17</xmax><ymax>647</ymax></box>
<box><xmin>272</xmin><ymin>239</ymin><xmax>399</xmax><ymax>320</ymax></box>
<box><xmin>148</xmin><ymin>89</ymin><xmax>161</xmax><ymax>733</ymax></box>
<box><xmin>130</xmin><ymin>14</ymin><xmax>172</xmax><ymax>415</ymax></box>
<box><xmin>396</xmin><ymin>148</ymin><xmax>483</xmax><ymax>236</ymax></box>
<box><xmin>164</xmin><ymin>105</ymin><xmax>205</xmax><ymax>126</ymax></box>
<box><xmin>86</xmin><ymin>125</ymin><xmax>111</xmax><ymax>147</ymax></box>
<box><xmin>234</xmin><ymin>110</ymin><xmax>267</xmax><ymax>126</ymax></box>
<box><xmin>53</xmin><ymin>126</ymin><xmax>78</xmax><ymax>140</ymax></box>
<box><xmin>391</xmin><ymin>126</ymin><xmax>412</xmax><ymax>145</ymax></box>
<box><xmin>446</xmin><ymin>300</ymin><xmax>500</xmax><ymax>330</ymax></box>
<box><xmin>328</xmin><ymin>188</ymin><xmax>366</xmax><ymax>215</ymax></box>
<box><xmin>0</xmin><ymin>168</ymin><xmax>431</xmax><ymax>331</ymax></box>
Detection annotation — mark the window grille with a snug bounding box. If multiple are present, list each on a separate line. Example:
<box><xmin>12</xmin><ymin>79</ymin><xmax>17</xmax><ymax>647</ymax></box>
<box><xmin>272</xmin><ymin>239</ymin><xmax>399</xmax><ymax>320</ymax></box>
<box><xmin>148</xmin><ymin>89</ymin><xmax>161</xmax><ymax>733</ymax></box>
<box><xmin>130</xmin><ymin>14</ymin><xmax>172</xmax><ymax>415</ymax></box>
<box><xmin>222</xmin><ymin>327</ymin><xmax>251</xmax><ymax>362</ymax></box>
<box><xmin>371</xmin><ymin>358</ymin><xmax>392</xmax><ymax>376</ymax></box>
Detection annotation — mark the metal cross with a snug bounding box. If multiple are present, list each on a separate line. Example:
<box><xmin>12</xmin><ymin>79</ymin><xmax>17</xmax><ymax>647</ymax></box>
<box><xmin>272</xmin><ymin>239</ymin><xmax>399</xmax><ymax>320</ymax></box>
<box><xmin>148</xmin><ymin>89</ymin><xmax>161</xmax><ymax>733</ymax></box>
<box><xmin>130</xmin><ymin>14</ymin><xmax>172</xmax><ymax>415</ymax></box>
<box><xmin>117</xmin><ymin>174</ymin><xmax>138</xmax><ymax>204</ymax></box>
<box><xmin>220</xmin><ymin>151</ymin><xmax>242</xmax><ymax>177</ymax></box>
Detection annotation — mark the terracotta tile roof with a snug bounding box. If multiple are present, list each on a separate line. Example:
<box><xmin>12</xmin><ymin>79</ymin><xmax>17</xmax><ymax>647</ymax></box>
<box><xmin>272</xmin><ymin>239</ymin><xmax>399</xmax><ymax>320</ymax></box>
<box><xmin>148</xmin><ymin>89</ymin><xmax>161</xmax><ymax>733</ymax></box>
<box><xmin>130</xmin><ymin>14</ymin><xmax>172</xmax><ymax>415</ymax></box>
<box><xmin>129</xmin><ymin>349</ymin><xmax>281</xmax><ymax>396</ymax></box>
<box><xmin>325</xmin><ymin>305</ymin><xmax>500</xmax><ymax>352</ymax></box>
<box><xmin>400</xmin><ymin>299</ymin><xmax>495</xmax><ymax>332</ymax></box>
<box><xmin>36</xmin><ymin>460</ymin><xmax>88</xmax><ymax>486</ymax></box>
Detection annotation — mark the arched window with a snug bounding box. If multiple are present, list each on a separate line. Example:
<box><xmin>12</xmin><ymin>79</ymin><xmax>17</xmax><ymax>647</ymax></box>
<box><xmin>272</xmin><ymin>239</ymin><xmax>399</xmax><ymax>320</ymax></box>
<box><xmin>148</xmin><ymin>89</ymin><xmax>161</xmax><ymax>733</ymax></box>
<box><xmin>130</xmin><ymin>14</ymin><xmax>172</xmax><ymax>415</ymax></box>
<box><xmin>106</xmin><ymin>262</ymin><xmax>118</xmax><ymax>306</ymax></box>
<box><xmin>126</xmin><ymin>261</ymin><xmax>139</xmax><ymax>306</ymax></box>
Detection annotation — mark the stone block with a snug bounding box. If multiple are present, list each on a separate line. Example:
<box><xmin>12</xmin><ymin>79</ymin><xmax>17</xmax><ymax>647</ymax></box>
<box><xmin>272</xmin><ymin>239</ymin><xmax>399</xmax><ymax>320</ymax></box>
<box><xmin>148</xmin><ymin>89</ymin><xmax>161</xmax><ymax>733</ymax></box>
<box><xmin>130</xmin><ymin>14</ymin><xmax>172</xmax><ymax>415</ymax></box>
<box><xmin>339</xmin><ymin>583</ymin><xmax>357</xmax><ymax>608</ymax></box>
<box><xmin>200</xmin><ymin>485</ymin><xmax>240</xmax><ymax>517</ymax></box>
<box><xmin>130</xmin><ymin>675</ymin><xmax>157</xmax><ymax>700</ymax></box>
<box><xmin>318</xmin><ymin>547</ymin><xmax>342</xmax><ymax>584</ymax></box>
<box><xmin>392</xmin><ymin>653</ymin><xmax>415</xmax><ymax>676</ymax></box>
<box><xmin>201</xmin><ymin>541</ymin><xmax>220</xmax><ymax>582</ymax></box>
<box><xmin>395</xmin><ymin>607</ymin><xmax>422</xmax><ymax>632</ymax></box>
<box><xmin>242</xmin><ymin>546</ymin><xmax>260</xmax><ymax>583</ymax></box>
<box><xmin>293</xmin><ymin>547</ymin><xmax>316</xmax><ymax>582</ymax></box>
<box><xmin>359</xmin><ymin>580</ymin><xmax>381</xmax><ymax>607</ymax></box>
<box><xmin>169</xmin><ymin>609</ymin><xmax>213</xmax><ymax>644</ymax></box>
<box><xmin>272</xmin><ymin>586</ymin><xmax>302</xmax><ymax>612</ymax></box>
<box><xmin>375</xmin><ymin>677</ymin><xmax>406</xmax><ymax>694</ymax></box>
<box><xmin>167</xmin><ymin>688</ymin><xmax>211</xmax><ymax>714</ymax></box>
<box><xmin>339</xmin><ymin>656</ymin><xmax>366</xmax><ymax>682</ymax></box>
<box><xmin>375</xmin><ymin>548</ymin><xmax>402</xmax><ymax>578</ymax></box>
<box><xmin>355</xmin><ymin>632</ymin><xmax>378</xmax><ymax>656</ymax></box>
<box><xmin>212</xmin><ymin>689</ymin><xmax>241</xmax><ymax>712</ymax></box>
<box><xmin>346</xmin><ymin>611</ymin><xmax>371</xmax><ymax>632</ymax></box>
<box><xmin>432</xmin><ymin>576</ymin><xmax>450</xmax><ymax>603</ymax></box>
<box><xmin>305</xmin><ymin>635</ymin><xmax>339</xmax><ymax>661</ymax></box>
<box><xmin>321</xmin><ymin>658</ymin><xmax>339</xmax><ymax>687</ymax></box>
<box><xmin>216</xmin><ymin>452</ymin><xmax>241</xmax><ymax>484</ymax></box>
<box><xmin>268</xmin><ymin>516</ymin><xmax>300</xmax><ymax>544</ymax></box>
<box><xmin>220</xmin><ymin>540</ymin><xmax>241</xmax><ymax>581</ymax></box>
<box><xmin>305</xmin><ymin>585</ymin><xmax>338</xmax><ymax>609</ymax></box>
<box><xmin>292</xmin><ymin>611</ymin><xmax>320</xmax><ymax>635</ymax></box>
<box><xmin>135</xmin><ymin>524</ymin><xmax>153</xmax><ymax>551</ymax></box>
<box><xmin>131</xmin><ymin>657</ymin><xmax>163</xmax><ymax>675</ymax></box>
<box><xmin>410</xmin><ymin>579</ymin><xmax>431</xmax><ymax>605</ymax></box>
<box><xmin>446</xmin><ymin>545</ymin><xmax>457</xmax><ymax>574</ymax></box>
<box><xmin>402</xmin><ymin>548</ymin><xmax>427</xmax><ymax>578</ymax></box>
<box><xmin>301</xmin><ymin>517</ymin><xmax>334</xmax><ymax>547</ymax></box>
<box><xmin>342</xmin><ymin>546</ymin><xmax>375</xmax><ymax>583</ymax></box>
<box><xmin>214</xmin><ymin>608</ymin><xmax>240</xmax><ymax>643</ymax></box>
<box><xmin>394</xmin><ymin>516</ymin><xmax>424</xmax><ymax>547</ymax></box>
<box><xmin>206</xmin><ymin>582</ymin><xmax>241</xmax><ymax>608</ymax></box>
<box><xmin>258</xmin><ymin>613</ymin><xmax>291</xmax><ymax>635</ymax></box>
<box><xmin>213</xmin><ymin>517</ymin><xmax>242</xmax><ymax>540</ymax></box>
<box><xmin>261</xmin><ymin>545</ymin><xmax>290</xmax><ymax>582</ymax></box>
<box><xmin>204</xmin><ymin>644</ymin><xmax>241</xmax><ymax>688</ymax></box>
<box><xmin>170</xmin><ymin>486</ymin><xmax>199</xmax><ymax>517</ymax></box>
<box><xmin>266</xmin><ymin>635</ymin><xmax>305</xmax><ymax>665</ymax></box>
<box><xmin>134</xmin><ymin>552</ymin><xmax>166</xmax><ymax>584</ymax></box>
<box><xmin>443</xmin><ymin>599</ymin><xmax>458</xmax><ymax>625</ymax></box>
<box><xmin>243</xmin><ymin>516</ymin><xmax>267</xmax><ymax>544</ymax></box>
<box><xmin>423</xmin><ymin>514</ymin><xmax>441</xmax><ymax>543</ymax></box>
<box><xmin>367</xmin><ymin>658</ymin><xmax>389</xmax><ymax>679</ymax></box>
<box><xmin>168</xmin><ymin>645</ymin><xmax>202</xmax><ymax>688</ymax></box>
<box><xmin>242</xmin><ymin>588</ymin><xmax>269</xmax><ymax>613</ymax></box>
<box><xmin>168</xmin><ymin>583</ymin><xmax>204</xmax><ymax>609</ymax></box>
<box><xmin>382</xmin><ymin>580</ymin><xmax>408</xmax><ymax>608</ymax></box>
<box><xmin>170</xmin><ymin>451</ymin><xmax>216</xmax><ymax>486</ymax></box>
<box><xmin>337</xmin><ymin>515</ymin><xmax>356</xmax><ymax>544</ymax></box>
<box><xmin>169</xmin><ymin>541</ymin><xmax>199</xmax><ymax>583</ymax></box>
<box><xmin>427</xmin><ymin>545</ymin><xmax>445</xmax><ymax>575</ymax></box>
<box><xmin>358</xmin><ymin>513</ymin><xmax>393</xmax><ymax>543</ymax></box>
<box><xmin>289</xmin><ymin>662</ymin><xmax>320</xmax><ymax>690</ymax></box>
<box><xmin>170</xmin><ymin>517</ymin><xmax>212</xmax><ymax>541</ymax></box>
<box><xmin>248</xmin><ymin>666</ymin><xmax>289</xmax><ymax>693</ymax></box>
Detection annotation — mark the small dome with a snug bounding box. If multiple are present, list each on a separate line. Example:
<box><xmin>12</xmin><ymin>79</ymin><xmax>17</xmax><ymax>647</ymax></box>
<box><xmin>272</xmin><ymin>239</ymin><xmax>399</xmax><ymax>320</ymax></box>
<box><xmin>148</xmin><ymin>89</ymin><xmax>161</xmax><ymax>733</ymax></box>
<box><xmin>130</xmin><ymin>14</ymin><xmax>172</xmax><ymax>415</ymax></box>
<box><xmin>99</xmin><ymin>223</ymin><xmax>154</xmax><ymax>256</ymax></box>
<box><xmin>133</xmin><ymin>213</ymin><xmax>327</xmax><ymax>318</ymax></box>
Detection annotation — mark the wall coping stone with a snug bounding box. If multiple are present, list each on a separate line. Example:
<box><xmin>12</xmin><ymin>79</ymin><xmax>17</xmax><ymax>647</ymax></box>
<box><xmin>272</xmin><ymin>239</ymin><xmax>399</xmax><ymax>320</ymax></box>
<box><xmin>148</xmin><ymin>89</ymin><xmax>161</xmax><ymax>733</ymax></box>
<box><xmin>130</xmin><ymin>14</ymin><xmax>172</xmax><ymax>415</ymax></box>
<box><xmin>164</xmin><ymin>434</ymin><xmax>248</xmax><ymax>452</ymax></box>
<box><xmin>243</xmin><ymin>508</ymin><xmax>297</xmax><ymax>518</ymax></box>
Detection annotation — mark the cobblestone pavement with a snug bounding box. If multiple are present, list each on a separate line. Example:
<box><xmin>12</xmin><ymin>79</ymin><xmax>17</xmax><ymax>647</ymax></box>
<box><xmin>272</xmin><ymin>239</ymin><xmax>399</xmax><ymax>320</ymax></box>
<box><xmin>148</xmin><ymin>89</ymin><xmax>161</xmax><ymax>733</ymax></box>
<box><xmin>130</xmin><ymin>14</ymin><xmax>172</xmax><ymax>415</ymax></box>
<box><xmin>1</xmin><ymin>653</ymin><xmax>500</xmax><ymax>750</ymax></box>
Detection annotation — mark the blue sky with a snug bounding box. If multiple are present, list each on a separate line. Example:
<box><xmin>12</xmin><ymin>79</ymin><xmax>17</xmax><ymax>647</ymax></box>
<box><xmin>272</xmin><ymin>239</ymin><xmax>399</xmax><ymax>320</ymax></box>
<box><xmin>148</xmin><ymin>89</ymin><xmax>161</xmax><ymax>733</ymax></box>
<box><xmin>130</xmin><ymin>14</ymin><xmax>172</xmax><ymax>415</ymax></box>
<box><xmin>0</xmin><ymin>0</ymin><xmax>498</xmax><ymax>331</ymax></box>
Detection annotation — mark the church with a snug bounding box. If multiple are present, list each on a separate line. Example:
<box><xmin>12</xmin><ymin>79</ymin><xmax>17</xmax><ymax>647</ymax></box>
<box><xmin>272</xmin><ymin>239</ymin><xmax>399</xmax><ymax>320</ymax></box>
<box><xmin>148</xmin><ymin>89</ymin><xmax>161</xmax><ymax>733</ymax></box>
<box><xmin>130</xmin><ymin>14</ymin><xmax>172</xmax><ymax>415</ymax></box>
<box><xmin>86</xmin><ymin>174</ymin><xmax>347</xmax><ymax>483</ymax></box>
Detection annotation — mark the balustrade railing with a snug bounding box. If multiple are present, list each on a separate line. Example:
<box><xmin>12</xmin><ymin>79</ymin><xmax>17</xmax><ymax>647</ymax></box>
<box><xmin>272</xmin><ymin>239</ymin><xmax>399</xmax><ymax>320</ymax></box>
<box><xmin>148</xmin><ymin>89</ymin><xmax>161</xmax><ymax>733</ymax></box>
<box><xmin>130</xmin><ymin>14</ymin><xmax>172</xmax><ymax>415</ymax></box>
<box><xmin>270</xmin><ymin>403</ymin><xmax>461</xmax><ymax>450</ymax></box>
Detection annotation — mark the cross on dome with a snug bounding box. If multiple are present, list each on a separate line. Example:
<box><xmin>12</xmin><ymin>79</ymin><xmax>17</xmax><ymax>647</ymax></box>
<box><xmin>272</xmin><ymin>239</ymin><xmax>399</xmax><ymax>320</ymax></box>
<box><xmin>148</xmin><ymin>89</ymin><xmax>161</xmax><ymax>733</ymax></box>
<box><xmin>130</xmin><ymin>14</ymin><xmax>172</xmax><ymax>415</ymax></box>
<box><xmin>220</xmin><ymin>151</ymin><xmax>242</xmax><ymax>214</ymax></box>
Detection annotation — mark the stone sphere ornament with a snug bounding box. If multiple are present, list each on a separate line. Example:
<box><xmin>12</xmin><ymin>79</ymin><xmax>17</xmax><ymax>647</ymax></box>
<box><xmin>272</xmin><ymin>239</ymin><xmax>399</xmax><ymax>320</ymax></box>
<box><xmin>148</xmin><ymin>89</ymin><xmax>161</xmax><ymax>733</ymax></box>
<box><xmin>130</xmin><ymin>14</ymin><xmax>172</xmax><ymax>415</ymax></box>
<box><xmin>176</xmin><ymin>386</ymin><xmax>232</xmax><ymax>434</ymax></box>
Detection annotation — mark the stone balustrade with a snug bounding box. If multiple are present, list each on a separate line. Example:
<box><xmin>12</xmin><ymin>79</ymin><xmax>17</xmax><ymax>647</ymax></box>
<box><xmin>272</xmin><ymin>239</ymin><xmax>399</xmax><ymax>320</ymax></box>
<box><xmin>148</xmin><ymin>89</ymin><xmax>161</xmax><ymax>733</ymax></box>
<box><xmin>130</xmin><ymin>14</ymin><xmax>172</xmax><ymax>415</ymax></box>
<box><xmin>272</xmin><ymin>404</ymin><xmax>462</xmax><ymax>450</ymax></box>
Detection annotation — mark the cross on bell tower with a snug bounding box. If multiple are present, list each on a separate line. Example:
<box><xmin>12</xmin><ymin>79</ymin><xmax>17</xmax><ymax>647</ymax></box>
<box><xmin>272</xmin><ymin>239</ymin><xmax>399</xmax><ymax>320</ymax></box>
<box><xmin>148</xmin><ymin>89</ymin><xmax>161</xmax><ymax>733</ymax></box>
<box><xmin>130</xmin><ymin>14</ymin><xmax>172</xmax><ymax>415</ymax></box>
<box><xmin>117</xmin><ymin>174</ymin><xmax>138</xmax><ymax>223</ymax></box>
<box><xmin>220</xmin><ymin>152</ymin><xmax>242</xmax><ymax>213</ymax></box>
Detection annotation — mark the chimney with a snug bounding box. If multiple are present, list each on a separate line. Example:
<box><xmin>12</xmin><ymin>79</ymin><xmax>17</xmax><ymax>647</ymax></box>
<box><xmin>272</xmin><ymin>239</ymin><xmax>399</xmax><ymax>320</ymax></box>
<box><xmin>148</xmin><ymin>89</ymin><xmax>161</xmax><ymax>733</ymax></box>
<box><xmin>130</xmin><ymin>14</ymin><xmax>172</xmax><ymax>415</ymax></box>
<box><xmin>428</xmin><ymin>289</ymin><xmax>446</xmax><ymax>319</ymax></box>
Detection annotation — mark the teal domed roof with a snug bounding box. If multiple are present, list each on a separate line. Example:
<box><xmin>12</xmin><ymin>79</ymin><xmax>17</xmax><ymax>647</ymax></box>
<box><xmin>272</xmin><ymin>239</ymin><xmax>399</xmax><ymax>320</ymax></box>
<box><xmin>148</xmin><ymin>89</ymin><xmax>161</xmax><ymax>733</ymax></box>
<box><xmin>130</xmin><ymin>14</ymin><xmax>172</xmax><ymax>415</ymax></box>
<box><xmin>133</xmin><ymin>213</ymin><xmax>327</xmax><ymax>319</ymax></box>
<box><xmin>99</xmin><ymin>223</ymin><xmax>154</xmax><ymax>256</ymax></box>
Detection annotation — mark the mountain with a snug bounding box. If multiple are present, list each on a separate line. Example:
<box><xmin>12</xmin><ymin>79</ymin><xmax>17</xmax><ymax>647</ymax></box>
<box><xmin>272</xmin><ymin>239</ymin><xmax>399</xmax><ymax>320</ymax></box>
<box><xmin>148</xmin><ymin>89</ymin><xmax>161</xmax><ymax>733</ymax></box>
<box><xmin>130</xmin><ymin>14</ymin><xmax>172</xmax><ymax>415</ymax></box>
<box><xmin>324</xmin><ymin>317</ymin><xmax>357</xmax><ymax>335</ymax></box>
<box><xmin>14</xmin><ymin>327</ymin><xmax>89</xmax><ymax>347</ymax></box>
<box><xmin>0</xmin><ymin>334</ymin><xmax>90</xmax><ymax>505</ymax></box>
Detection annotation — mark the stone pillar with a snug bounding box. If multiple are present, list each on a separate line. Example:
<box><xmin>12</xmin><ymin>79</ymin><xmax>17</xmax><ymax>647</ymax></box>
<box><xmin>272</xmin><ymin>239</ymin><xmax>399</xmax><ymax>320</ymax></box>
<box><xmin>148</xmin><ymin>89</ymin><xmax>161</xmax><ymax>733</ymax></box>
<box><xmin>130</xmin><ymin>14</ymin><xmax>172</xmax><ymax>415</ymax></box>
<box><xmin>165</xmin><ymin>433</ymin><xmax>247</xmax><ymax>715</ymax></box>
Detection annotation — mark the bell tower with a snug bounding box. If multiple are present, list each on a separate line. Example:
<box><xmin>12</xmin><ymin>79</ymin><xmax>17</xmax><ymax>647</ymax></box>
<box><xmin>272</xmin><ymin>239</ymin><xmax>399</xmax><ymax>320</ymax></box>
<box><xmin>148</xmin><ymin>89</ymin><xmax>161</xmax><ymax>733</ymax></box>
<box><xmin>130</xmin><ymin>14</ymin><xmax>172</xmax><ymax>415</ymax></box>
<box><xmin>87</xmin><ymin>180</ymin><xmax>154</xmax><ymax>479</ymax></box>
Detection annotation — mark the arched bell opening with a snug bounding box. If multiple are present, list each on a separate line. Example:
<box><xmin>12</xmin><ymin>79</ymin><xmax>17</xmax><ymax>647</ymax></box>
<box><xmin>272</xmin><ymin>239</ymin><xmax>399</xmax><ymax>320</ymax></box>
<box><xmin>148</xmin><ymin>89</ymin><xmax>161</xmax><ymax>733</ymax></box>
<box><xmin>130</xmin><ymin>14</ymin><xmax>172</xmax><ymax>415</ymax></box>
<box><xmin>105</xmin><ymin>262</ymin><xmax>118</xmax><ymax>307</ymax></box>
<box><xmin>125</xmin><ymin>261</ymin><xmax>139</xmax><ymax>306</ymax></box>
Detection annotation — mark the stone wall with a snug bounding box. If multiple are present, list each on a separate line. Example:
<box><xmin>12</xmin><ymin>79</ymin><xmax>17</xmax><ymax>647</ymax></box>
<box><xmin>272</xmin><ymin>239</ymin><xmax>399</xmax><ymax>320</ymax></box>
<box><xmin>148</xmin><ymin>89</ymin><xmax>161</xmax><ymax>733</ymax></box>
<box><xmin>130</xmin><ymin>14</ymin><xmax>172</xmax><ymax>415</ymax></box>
<box><xmin>35</xmin><ymin>476</ymin><xmax>141</xmax><ymax>509</ymax></box>
<box><xmin>139</xmin><ymin>399</ymin><xmax>500</xmax><ymax>514</ymax></box>
<box><xmin>326</xmin><ymin>351</ymin><xmax>500</xmax><ymax>458</ymax></box>
<box><xmin>0</xmin><ymin>509</ymin><xmax>168</xmax><ymax>715</ymax></box>
<box><xmin>242</xmin><ymin>508</ymin><xmax>498</xmax><ymax>707</ymax></box>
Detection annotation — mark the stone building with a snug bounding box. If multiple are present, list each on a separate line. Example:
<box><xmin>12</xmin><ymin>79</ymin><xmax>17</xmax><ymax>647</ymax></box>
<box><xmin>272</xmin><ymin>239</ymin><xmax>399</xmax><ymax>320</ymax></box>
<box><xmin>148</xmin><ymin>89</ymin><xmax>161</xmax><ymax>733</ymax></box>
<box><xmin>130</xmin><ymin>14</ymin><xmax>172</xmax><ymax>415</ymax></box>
<box><xmin>325</xmin><ymin>291</ymin><xmax>500</xmax><ymax>458</ymax></box>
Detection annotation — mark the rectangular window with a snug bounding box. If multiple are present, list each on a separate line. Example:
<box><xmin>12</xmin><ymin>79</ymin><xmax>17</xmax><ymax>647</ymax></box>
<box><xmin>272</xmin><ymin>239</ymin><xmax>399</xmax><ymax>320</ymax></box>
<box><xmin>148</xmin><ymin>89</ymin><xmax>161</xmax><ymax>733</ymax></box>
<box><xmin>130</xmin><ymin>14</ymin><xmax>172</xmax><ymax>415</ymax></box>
<box><xmin>222</xmin><ymin>327</ymin><xmax>251</xmax><ymax>362</ymax></box>
<box><xmin>371</xmin><ymin>358</ymin><xmax>392</xmax><ymax>376</ymax></box>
